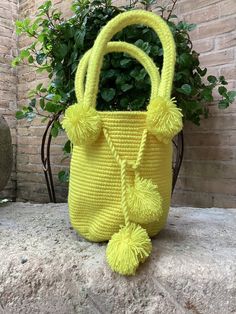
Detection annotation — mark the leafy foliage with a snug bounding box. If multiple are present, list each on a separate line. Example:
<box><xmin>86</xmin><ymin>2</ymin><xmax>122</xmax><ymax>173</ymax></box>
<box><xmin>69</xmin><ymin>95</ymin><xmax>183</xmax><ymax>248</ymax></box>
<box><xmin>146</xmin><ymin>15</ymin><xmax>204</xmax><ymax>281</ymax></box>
<box><xmin>13</xmin><ymin>0</ymin><xmax>236</xmax><ymax>182</ymax></box>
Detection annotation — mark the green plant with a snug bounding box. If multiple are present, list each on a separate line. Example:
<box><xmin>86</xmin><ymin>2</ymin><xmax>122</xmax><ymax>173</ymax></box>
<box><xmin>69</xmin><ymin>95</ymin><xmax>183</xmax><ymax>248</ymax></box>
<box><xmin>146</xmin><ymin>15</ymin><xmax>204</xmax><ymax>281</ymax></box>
<box><xmin>13</xmin><ymin>0</ymin><xmax>236</xmax><ymax>182</ymax></box>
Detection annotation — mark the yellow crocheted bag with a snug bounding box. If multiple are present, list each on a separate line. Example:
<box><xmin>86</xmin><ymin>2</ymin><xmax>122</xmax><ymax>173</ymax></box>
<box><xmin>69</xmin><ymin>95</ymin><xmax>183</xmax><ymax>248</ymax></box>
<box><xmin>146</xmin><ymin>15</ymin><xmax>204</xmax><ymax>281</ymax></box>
<box><xmin>62</xmin><ymin>10</ymin><xmax>183</xmax><ymax>276</ymax></box>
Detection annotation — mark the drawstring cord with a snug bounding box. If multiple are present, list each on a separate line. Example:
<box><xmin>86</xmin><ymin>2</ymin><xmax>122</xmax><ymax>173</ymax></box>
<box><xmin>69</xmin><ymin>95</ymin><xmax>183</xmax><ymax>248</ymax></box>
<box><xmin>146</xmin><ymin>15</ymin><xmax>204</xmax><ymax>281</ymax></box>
<box><xmin>103</xmin><ymin>128</ymin><xmax>148</xmax><ymax>225</ymax></box>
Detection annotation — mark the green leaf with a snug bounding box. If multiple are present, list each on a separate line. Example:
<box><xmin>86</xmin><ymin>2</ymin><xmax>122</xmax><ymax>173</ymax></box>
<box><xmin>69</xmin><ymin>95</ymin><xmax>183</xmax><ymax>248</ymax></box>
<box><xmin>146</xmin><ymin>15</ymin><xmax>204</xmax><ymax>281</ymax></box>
<box><xmin>130</xmin><ymin>97</ymin><xmax>146</xmax><ymax>110</ymax></box>
<box><xmin>45</xmin><ymin>102</ymin><xmax>57</xmax><ymax>113</ymax></box>
<box><xmin>39</xmin><ymin>98</ymin><xmax>45</xmax><ymax>109</ymax></box>
<box><xmin>29</xmin><ymin>98</ymin><xmax>36</xmax><ymax>107</ymax></box>
<box><xmin>121</xmin><ymin>84</ymin><xmax>132</xmax><ymax>92</ymax></box>
<box><xmin>12</xmin><ymin>57</ymin><xmax>21</xmax><ymax>67</ymax></box>
<box><xmin>177</xmin><ymin>84</ymin><xmax>192</xmax><ymax>95</ymax></box>
<box><xmin>120</xmin><ymin>58</ymin><xmax>132</xmax><ymax>67</ymax></box>
<box><xmin>133</xmin><ymin>68</ymin><xmax>147</xmax><ymax>81</ymax></box>
<box><xmin>36</xmin><ymin>83</ymin><xmax>43</xmax><ymax>91</ymax></box>
<box><xmin>120</xmin><ymin>97</ymin><xmax>129</xmax><ymax>108</ymax></box>
<box><xmin>20</xmin><ymin>50</ymin><xmax>30</xmax><ymax>58</ymax></box>
<box><xmin>36</xmin><ymin>53</ymin><xmax>46</xmax><ymax>65</ymax></box>
<box><xmin>207</xmin><ymin>75</ymin><xmax>217</xmax><ymax>84</ymax></box>
<box><xmin>202</xmin><ymin>88</ymin><xmax>213</xmax><ymax>102</ymax></box>
<box><xmin>63</xmin><ymin>140</ymin><xmax>71</xmax><ymax>154</ymax></box>
<box><xmin>15</xmin><ymin>111</ymin><xmax>25</xmax><ymax>119</ymax></box>
<box><xmin>218</xmin><ymin>99</ymin><xmax>229</xmax><ymax>109</ymax></box>
<box><xmin>51</xmin><ymin>126</ymin><xmax>59</xmax><ymax>137</ymax></box>
<box><xmin>101</xmin><ymin>88</ymin><xmax>116</xmax><ymax>102</ymax></box>
<box><xmin>178</xmin><ymin>53</ymin><xmax>193</xmax><ymax>67</ymax></box>
<box><xmin>75</xmin><ymin>29</ymin><xmax>85</xmax><ymax>48</ymax></box>
<box><xmin>28</xmin><ymin>55</ymin><xmax>34</xmax><ymax>64</ymax></box>
<box><xmin>55</xmin><ymin>43</ymin><xmax>68</xmax><ymax>59</ymax></box>
<box><xmin>102</xmin><ymin>69</ymin><xmax>116</xmax><ymax>79</ymax></box>
<box><xmin>187</xmin><ymin>23</ymin><xmax>197</xmax><ymax>31</ymax></box>
<box><xmin>38</xmin><ymin>0</ymin><xmax>52</xmax><ymax>12</ymax></box>
<box><xmin>25</xmin><ymin>112</ymin><xmax>36</xmax><ymax>121</ymax></box>
<box><xmin>219</xmin><ymin>75</ymin><xmax>228</xmax><ymax>85</ymax></box>
<box><xmin>197</xmin><ymin>67</ymin><xmax>207</xmax><ymax>77</ymax></box>
<box><xmin>58</xmin><ymin>170</ymin><xmax>69</xmax><ymax>183</ymax></box>
<box><xmin>218</xmin><ymin>86</ymin><xmax>227</xmax><ymax>96</ymax></box>
<box><xmin>227</xmin><ymin>91</ymin><xmax>236</xmax><ymax>103</ymax></box>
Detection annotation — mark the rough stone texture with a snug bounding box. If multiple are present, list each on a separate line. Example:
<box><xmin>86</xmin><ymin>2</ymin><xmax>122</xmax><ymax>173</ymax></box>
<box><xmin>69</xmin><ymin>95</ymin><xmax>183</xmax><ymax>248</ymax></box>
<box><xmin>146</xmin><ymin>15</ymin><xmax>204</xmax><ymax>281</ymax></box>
<box><xmin>0</xmin><ymin>116</ymin><xmax>13</xmax><ymax>191</ymax></box>
<box><xmin>0</xmin><ymin>203</ymin><xmax>235</xmax><ymax>314</ymax></box>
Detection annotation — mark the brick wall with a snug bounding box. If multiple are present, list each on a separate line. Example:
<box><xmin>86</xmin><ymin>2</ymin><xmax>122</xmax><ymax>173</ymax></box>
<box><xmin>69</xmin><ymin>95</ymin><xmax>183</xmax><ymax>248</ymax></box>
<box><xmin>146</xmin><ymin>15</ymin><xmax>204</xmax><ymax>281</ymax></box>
<box><xmin>0</xmin><ymin>0</ymin><xmax>235</xmax><ymax>207</ymax></box>
<box><xmin>173</xmin><ymin>0</ymin><xmax>236</xmax><ymax>207</ymax></box>
<box><xmin>0</xmin><ymin>0</ymin><xmax>18</xmax><ymax>200</ymax></box>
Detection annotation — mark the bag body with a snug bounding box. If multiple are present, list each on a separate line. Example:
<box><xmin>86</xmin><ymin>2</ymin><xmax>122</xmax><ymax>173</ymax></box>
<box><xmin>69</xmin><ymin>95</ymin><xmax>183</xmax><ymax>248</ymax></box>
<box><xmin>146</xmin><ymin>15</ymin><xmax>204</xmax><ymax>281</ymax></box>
<box><xmin>63</xmin><ymin>10</ymin><xmax>183</xmax><ymax>275</ymax></box>
<box><xmin>69</xmin><ymin>112</ymin><xmax>172</xmax><ymax>242</ymax></box>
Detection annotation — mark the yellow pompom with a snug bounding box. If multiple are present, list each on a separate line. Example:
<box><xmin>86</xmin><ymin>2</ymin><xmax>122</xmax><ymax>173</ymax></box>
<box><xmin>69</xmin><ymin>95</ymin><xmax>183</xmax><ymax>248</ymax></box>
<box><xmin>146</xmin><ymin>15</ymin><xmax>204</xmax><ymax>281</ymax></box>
<box><xmin>127</xmin><ymin>177</ymin><xmax>163</xmax><ymax>224</ymax></box>
<box><xmin>106</xmin><ymin>223</ymin><xmax>152</xmax><ymax>276</ymax></box>
<box><xmin>146</xmin><ymin>96</ymin><xmax>183</xmax><ymax>143</ymax></box>
<box><xmin>62</xmin><ymin>103</ymin><xmax>102</xmax><ymax>145</ymax></box>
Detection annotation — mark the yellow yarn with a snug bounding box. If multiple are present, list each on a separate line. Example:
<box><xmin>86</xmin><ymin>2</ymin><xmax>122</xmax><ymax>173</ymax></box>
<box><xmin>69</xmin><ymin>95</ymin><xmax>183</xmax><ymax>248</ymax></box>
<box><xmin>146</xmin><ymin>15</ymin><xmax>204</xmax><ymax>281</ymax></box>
<box><xmin>127</xmin><ymin>176</ymin><xmax>163</xmax><ymax>224</ymax></box>
<box><xmin>75</xmin><ymin>41</ymin><xmax>161</xmax><ymax>105</ymax></box>
<box><xmin>67</xmin><ymin>10</ymin><xmax>181</xmax><ymax>276</ymax></box>
<box><xmin>83</xmin><ymin>10</ymin><xmax>176</xmax><ymax>108</ymax></box>
<box><xmin>62</xmin><ymin>103</ymin><xmax>102</xmax><ymax>146</ymax></box>
<box><xmin>147</xmin><ymin>96</ymin><xmax>183</xmax><ymax>144</ymax></box>
<box><xmin>106</xmin><ymin>223</ymin><xmax>152</xmax><ymax>276</ymax></box>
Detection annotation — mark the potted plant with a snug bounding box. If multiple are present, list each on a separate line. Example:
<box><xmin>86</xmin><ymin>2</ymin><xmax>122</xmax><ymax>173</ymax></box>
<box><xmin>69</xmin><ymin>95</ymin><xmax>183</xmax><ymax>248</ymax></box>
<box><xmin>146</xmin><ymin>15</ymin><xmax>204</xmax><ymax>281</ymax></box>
<box><xmin>13</xmin><ymin>0</ymin><xmax>236</xmax><ymax>202</ymax></box>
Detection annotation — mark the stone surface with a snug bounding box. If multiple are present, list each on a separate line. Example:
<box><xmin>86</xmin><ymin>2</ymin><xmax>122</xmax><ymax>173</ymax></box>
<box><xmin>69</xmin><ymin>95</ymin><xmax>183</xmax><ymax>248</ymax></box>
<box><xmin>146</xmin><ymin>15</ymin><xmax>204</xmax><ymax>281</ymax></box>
<box><xmin>0</xmin><ymin>116</ymin><xmax>13</xmax><ymax>192</ymax></box>
<box><xmin>0</xmin><ymin>203</ymin><xmax>235</xmax><ymax>314</ymax></box>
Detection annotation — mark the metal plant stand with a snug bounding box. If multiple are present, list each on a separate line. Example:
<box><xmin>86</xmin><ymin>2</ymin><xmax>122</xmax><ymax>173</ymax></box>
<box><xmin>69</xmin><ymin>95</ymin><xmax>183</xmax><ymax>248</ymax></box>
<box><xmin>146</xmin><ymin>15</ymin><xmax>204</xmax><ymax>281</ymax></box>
<box><xmin>41</xmin><ymin>115</ymin><xmax>184</xmax><ymax>203</ymax></box>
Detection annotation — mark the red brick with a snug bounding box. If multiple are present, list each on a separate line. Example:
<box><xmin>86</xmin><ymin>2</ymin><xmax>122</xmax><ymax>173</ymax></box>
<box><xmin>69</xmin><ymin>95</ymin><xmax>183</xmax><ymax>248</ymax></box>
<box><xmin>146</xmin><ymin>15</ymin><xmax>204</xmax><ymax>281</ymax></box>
<box><xmin>220</xmin><ymin>65</ymin><xmax>236</xmax><ymax>81</ymax></box>
<box><xmin>216</xmin><ymin>33</ymin><xmax>236</xmax><ymax>49</ymax></box>
<box><xmin>180</xmin><ymin>160</ymin><xmax>236</xmax><ymax>179</ymax></box>
<box><xmin>199</xmin><ymin>48</ymin><xmax>234</xmax><ymax>67</ymax></box>
<box><xmin>178</xmin><ymin>0</ymin><xmax>221</xmax><ymax>13</ymax></box>
<box><xmin>184</xmin><ymin>146</ymin><xmax>235</xmax><ymax>161</ymax></box>
<box><xmin>176</xmin><ymin>176</ymin><xmax>236</xmax><ymax>195</ymax></box>
<box><xmin>172</xmin><ymin>190</ymin><xmax>214</xmax><ymax>208</ymax></box>
<box><xmin>197</xmin><ymin>17</ymin><xmax>236</xmax><ymax>39</ymax></box>
<box><xmin>192</xmin><ymin>39</ymin><xmax>214</xmax><ymax>53</ymax></box>
<box><xmin>182</xmin><ymin>6</ymin><xmax>219</xmax><ymax>24</ymax></box>
<box><xmin>212</xmin><ymin>194</ymin><xmax>236</xmax><ymax>208</ymax></box>
<box><xmin>184</xmin><ymin>132</ymin><xmax>230</xmax><ymax>147</ymax></box>
<box><xmin>219</xmin><ymin>0</ymin><xmax>236</xmax><ymax>17</ymax></box>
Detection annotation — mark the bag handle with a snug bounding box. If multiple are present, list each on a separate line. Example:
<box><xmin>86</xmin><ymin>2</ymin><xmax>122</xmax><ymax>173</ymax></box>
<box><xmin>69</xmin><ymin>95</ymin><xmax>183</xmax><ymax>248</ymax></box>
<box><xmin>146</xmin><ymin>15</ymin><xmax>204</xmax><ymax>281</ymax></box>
<box><xmin>83</xmin><ymin>10</ymin><xmax>176</xmax><ymax>109</ymax></box>
<box><xmin>75</xmin><ymin>41</ymin><xmax>161</xmax><ymax>105</ymax></box>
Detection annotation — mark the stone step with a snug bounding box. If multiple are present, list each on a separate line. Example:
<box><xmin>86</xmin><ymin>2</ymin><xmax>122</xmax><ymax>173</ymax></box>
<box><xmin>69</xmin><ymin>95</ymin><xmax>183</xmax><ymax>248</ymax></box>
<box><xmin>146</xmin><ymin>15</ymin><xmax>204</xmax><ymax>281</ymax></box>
<box><xmin>0</xmin><ymin>203</ymin><xmax>235</xmax><ymax>314</ymax></box>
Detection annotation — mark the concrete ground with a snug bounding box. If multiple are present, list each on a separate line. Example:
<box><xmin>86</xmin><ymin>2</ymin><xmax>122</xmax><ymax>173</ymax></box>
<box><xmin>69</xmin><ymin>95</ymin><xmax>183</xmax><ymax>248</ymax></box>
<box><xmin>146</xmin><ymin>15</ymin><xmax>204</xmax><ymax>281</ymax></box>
<box><xmin>0</xmin><ymin>203</ymin><xmax>235</xmax><ymax>314</ymax></box>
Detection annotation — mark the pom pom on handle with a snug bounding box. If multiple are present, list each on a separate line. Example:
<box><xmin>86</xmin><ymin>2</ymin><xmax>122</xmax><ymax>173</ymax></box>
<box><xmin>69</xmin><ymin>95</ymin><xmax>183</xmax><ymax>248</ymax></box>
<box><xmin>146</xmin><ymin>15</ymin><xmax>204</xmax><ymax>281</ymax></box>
<box><xmin>147</xmin><ymin>96</ymin><xmax>183</xmax><ymax>143</ymax></box>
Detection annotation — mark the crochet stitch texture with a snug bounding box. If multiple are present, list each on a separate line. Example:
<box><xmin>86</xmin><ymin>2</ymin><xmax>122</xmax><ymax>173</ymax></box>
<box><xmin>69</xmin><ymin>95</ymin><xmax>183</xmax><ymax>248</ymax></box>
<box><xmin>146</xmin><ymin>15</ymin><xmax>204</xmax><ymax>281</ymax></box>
<box><xmin>63</xmin><ymin>10</ymin><xmax>183</xmax><ymax>275</ymax></box>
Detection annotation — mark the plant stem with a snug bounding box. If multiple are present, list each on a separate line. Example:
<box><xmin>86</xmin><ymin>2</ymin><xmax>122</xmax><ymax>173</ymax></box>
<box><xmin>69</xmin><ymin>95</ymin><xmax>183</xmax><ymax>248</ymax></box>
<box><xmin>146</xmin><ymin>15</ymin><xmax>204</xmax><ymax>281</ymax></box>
<box><xmin>167</xmin><ymin>0</ymin><xmax>178</xmax><ymax>20</ymax></box>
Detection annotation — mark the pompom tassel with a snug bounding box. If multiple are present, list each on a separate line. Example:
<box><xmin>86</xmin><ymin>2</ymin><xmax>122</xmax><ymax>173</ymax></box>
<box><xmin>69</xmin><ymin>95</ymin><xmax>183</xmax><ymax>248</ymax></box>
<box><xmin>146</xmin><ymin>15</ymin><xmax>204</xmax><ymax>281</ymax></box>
<box><xmin>106</xmin><ymin>223</ymin><xmax>152</xmax><ymax>276</ymax></box>
<box><xmin>146</xmin><ymin>96</ymin><xmax>183</xmax><ymax>144</ymax></box>
<box><xmin>62</xmin><ymin>103</ymin><xmax>102</xmax><ymax>146</ymax></box>
<box><xmin>127</xmin><ymin>177</ymin><xmax>163</xmax><ymax>224</ymax></box>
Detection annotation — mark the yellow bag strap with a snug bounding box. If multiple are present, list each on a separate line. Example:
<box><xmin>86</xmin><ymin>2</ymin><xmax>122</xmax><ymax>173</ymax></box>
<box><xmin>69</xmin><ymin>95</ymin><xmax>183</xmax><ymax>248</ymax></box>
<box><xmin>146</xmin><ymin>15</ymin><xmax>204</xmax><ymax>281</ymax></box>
<box><xmin>83</xmin><ymin>10</ymin><xmax>176</xmax><ymax>109</ymax></box>
<box><xmin>75</xmin><ymin>41</ymin><xmax>161</xmax><ymax>104</ymax></box>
